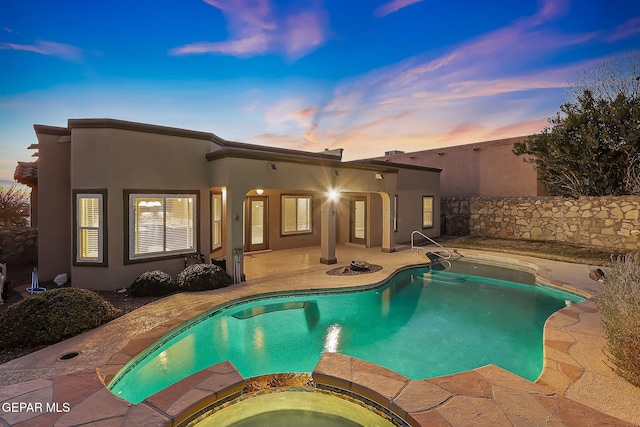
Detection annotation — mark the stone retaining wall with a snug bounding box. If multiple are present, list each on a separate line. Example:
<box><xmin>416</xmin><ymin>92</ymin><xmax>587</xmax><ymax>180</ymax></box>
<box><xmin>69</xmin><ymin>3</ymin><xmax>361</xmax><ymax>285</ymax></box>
<box><xmin>0</xmin><ymin>227</ymin><xmax>37</xmax><ymax>265</ymax></box>
<box><xmin>442</xmin><ymin>196</ymin><xmax>640</xmax><ymax>250</ymax></box>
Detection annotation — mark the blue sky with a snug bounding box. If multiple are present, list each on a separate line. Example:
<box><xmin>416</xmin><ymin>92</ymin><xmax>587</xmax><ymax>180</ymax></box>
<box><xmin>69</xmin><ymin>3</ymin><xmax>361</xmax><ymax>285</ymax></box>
<box><xmin>1</xmin><ymin>0</ymin><xmax>639</xmax><ymax>184</ymax></box>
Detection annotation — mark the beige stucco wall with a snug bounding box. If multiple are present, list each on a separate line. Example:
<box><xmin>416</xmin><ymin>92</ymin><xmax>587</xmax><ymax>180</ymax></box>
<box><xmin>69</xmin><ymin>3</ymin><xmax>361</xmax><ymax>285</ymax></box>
<box><xmin>208</xmin><ymin>156</ymin><xmax>402</xmax><ymax>262</ymax></box>
<box><xmin>36</xmin><ymin>120</ymin><xmax>441</xmax><ymax>290</ymax></box>
<box><xmin>395</xmin><ymin>167</ymin><xmax>441</xmax><ymax>243</ymax></box>
<box><xmin>380</xmin><ymin>137</ymin><xmax>543</xmax><ymax>197</ymax></box>
<box><xmin>35</xmin><ymin>128</ymin><xmax>71</xmax><ymax>281</ymax></box>
<box><xmin>69</xmin><ymin>126</ymin><xmax>213</xmax><ymax>290</ymax></box>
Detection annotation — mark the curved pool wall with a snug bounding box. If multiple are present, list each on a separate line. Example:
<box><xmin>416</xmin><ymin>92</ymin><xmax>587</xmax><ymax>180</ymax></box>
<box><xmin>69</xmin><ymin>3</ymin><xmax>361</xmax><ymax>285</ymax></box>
<box><xmin>188</xmin><ymin>387</ymin><xmax>396</xmax><ymax>427</ymax></box>
<box><xmin>109</xmin><ymin>259</ymin><xmax>585</xmax><ymax>404</ymax></box>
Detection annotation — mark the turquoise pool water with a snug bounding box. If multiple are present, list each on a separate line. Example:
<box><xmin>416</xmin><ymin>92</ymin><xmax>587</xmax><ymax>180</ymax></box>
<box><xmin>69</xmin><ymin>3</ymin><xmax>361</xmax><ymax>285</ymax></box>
<box><xmin>110</xmin><ymin>260</ymin><xmax>585</xmax><ymax>404</ymax></box>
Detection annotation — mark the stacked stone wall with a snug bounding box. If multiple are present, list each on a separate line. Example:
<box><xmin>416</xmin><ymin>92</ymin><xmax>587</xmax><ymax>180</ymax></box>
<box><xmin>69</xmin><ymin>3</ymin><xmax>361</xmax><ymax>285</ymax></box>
<box><xmin>441</xmin><ymin>198</ymin><xmax>471</xmax><ymax>236</ymax></box>
<box><xmin>442</xmin><ymin>196</ymin><xmax>640</xmax><ymax>250</ymax></box>
<box><xmin>0</xmin><ymin>227</ymin><xmax>37</xmax><ymax>265</ymax></box>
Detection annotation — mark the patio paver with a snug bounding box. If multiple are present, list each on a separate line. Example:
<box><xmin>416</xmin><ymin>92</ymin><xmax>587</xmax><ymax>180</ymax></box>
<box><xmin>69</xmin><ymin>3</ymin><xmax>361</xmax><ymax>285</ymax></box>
<box><xmin>1</xmin><ymin>245</ymin><xmax>638</xmax><ymax>426</ymax></box>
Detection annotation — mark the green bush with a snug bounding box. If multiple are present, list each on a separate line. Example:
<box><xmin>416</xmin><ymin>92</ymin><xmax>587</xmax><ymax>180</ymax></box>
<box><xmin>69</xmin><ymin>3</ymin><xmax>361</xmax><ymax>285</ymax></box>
<box><xmin>597</xmin><ymin>254</ymin><xmax>640</xmax><ymax>387</ymax></box>
<box><xmin>0</xmin><ymin>288</ymin><xmax>118</xmax><ymax>349</ymax></box>
<box><xmin>177</xmin><ymin>263</ymin><xmax>232</xmax><ymax>292</ymax></box>
<box><xmin>129</xmin><ymin>270</ymin><xmax>179</xmax><ymax>297</ymax></box>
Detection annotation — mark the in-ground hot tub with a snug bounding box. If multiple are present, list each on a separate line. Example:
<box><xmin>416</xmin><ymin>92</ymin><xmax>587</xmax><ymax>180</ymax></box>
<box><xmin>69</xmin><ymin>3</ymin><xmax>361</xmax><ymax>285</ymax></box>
<box><xmin>188</xmin><ymin>387</ymin><xmax>397</xmax><ymax>427</ymax></box>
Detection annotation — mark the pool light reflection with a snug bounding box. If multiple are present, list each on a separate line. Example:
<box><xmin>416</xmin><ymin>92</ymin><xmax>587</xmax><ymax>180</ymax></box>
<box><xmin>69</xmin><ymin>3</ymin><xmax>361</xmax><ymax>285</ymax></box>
<box><xmin>324</xmin><ymin>324</ymin><xmax>342</xmax><ymax>352</ymax></box>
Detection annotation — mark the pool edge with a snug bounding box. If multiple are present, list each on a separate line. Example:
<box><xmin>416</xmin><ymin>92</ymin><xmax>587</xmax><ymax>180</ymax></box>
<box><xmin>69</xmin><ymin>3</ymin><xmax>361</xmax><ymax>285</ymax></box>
<box><xmin>94</xmin><ymin>253</ymin><xmax>632</xmax><ymax>427</ymax></box>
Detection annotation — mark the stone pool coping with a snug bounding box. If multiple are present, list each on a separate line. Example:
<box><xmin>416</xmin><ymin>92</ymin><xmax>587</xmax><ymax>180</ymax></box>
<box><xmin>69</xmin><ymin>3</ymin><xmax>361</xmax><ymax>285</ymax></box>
<box><xmin>0</xmin><ymin>250</ymin><xmax>637</xmax><ymax>426</ymax></box>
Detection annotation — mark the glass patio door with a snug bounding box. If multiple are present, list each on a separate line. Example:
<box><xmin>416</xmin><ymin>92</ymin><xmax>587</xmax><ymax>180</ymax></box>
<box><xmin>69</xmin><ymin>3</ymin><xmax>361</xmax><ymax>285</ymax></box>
<box><xmin>350</xmin><ymin>197</ymin><xmax>366</xmax><ymax>245</ymax></box>
<box><xmin>245</xmin><ymin>196</ymin><xmax>268</xmax><ymax>252</ymax></box>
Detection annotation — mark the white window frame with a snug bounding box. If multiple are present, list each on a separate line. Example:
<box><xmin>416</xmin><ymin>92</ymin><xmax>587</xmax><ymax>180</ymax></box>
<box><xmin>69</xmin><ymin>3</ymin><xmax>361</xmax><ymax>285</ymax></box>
<box><xmin>394</xmin><ymin>195</ymin><xmax>398</xmax><ymax>232</ymax></box>
<box><xmin>422</xmin><ymin>196</ymin><xmax>434</xmax><ymax>228</ymax></box>
<box><xmin>281</xmin><ymin>195</ymin><xmax>312</xmax><ymax>235</ymax></box>
<box><xmin>128</xmin><ymin>192</ymin><xmax>197</xmax><ymax>261</ymax></box>
<box><xmin>211</xmin><ymin>193</ymin><xmax>222</xmax><ymax>250</ymax></box>
<box><xmin>75</xmin><ymin>192</ymin><xmax>105</xmax><ymax>264</ymax></box>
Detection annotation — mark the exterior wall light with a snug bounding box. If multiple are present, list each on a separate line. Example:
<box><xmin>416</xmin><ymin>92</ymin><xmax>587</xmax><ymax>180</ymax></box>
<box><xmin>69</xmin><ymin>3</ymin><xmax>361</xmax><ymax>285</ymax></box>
<box><xmin>256</xmin><ymin>189</ymin><xmax>264</xmax><ymax>195</ymax></box>
<box><xmin>375</xmin><ymin>173</ymin><xmax>384</xmax><ymax>180</ymax></box>
<box><xmin>328</xmin><ymin>190</ymin><xmax>339</xmax><ymax>200</ymax></box>
<box><xmin>268</xmin><ymin>162</ymin><xmax>277</xmax><ymax>170</ymax></box>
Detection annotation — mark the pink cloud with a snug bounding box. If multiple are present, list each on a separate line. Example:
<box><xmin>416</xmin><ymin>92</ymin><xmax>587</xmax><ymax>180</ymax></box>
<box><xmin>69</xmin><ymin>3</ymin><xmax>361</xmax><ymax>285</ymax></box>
<box><xmin>171</xmin><ymin>0</ymin><xmax>329</xmax><ymax>59</ymax></box>
<box><xmin>524</xmin><ymin>0</ymin><xmax>570</xmax><ymax>28</ymax></box>
<box><xmin>284</xmin><ymin>10</ymin><xmax>328</xmax><ymax>59</ymax></box>
<box><xmin>374</xmin><ymin>0</ymin><xmax>423</xmax><ymax>18</ymax></box>
<box><xmin>487</xmin><ymin>118</ymin><xmax>549</xmax><ymax>138</ymax></box>
<box><xmin>0</xmin><ymin>39</ymin><xmax>82</xmax><ymax>61</ymax></box>
<box><xmin>170</xmin><ymin>34</ymin><xmax>269</xmax><ymax>56</ymax></box>
<box><xmin>608</xmin><ymin>16</ymin><xmax>640</xmax><ymax>41</ymax></box>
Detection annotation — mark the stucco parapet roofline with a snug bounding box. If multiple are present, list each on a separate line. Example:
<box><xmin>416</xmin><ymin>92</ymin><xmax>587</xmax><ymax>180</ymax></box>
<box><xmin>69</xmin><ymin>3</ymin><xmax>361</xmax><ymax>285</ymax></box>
<box><xmin>214</xmin><ymin>139</ymin><xmax>343</xmax><ymax>160</ymax></box>
<box><xmin>66</xmin><ymin>118</ymin><xmax>222</xmax><ymax>142</ymax></box>
<box><xmin>33</xmin><ymin>124</ymin><xmax>70</xmax><ymax>136</ymax></box>
<box><xmin>207</xmin><ymin>147</ymin><xmax>404</xmax><ymax>173</ymax></box>
<box><xmin>350</xmin><ymin>159</ymin><xmax>442</xmax><ymax>173</ymax></box>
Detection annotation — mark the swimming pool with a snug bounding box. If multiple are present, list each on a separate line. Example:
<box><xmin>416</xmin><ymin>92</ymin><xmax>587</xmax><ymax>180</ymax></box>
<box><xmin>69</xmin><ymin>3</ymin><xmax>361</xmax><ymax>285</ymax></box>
<box><xmin>109</xmin><ymin>260</ymin><xmax>585</xmax><ymax>404</ymax></box>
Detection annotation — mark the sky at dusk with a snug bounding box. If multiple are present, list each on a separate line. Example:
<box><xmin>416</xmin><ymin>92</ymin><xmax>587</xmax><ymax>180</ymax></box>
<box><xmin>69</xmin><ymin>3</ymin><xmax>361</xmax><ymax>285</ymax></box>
<box><xmin>1</xmin><ymin>0</ymin><xmax>639</xmax><ymax>184</ymax></box>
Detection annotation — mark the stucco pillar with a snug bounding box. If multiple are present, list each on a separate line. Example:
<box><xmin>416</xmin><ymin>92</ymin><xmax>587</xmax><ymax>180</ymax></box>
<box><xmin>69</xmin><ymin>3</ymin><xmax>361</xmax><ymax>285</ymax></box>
<box><xmin>381</xmin><ymin>193</ymin><xmax>396</xmax><ymax>253</ymax></box>
<box><xmin>225</xmin><ymin>187</ymin><xmax>246</xmax><ymax>283</ymax></box>
<box><xmin>320</xmin><ymin>196</ymin><xmax>337</xmax><ymax>264</ymax></box>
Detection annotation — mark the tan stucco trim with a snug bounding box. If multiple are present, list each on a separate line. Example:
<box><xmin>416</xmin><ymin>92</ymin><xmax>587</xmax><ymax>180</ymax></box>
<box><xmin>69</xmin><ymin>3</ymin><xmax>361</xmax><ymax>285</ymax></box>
<box><xmin>67</xmin><ymin>118</ymin><xmax>219</xmax><ymax>141</ymax></box>
<box><xmin>33</xmin><ymin>124</ymin><xmax>69</xmax><ymax>136</ymax></box>
<box><xmin>206</xmin><ymin>147</ymin><xmax>353</xmax><ymax>167</ymax></box>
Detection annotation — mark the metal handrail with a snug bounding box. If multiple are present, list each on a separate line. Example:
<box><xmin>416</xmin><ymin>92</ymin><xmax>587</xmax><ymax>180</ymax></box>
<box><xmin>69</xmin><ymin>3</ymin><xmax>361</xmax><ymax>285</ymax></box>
<box><xmin>411</xmin><ymin>230</ymin><xmax>452</xmax><ymax>260</ymax></box>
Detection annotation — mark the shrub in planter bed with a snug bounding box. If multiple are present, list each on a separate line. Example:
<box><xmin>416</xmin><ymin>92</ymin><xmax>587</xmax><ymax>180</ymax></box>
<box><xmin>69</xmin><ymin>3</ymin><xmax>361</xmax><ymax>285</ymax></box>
<box><xmin>598</xmin><ymin>254</ymin><xmax>640</xmax><ymax>388</ymax></box>
<box><xmin>0</xmin><ymin>288</ymin><xmax>118</xmax><ymax>348</ymax></box>
<box><xmin>177</xmin><ymin>263</ymin><xmax>232</xmax><ymax>292</ymax></box>
<box><xmin>129</xmin><ymin>270</ymin><xmax>179</xmax><ymax>297</ymax></box>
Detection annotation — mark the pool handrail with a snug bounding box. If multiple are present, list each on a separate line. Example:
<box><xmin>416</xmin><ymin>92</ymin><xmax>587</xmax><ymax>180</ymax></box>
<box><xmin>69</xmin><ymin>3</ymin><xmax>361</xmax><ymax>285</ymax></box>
<box><xmin>410</xmin><ymin>230</ymin><xmax>452</xmax><ymax>260</ymax></box>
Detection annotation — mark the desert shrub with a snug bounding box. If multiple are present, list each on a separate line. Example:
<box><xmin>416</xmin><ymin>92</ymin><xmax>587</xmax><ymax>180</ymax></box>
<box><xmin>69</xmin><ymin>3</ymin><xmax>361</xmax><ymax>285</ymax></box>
<box><xmin>177</xmin><ymin>263</ymin><xmax>232</xmax><ymax>292</ymax></box>
<box><xmin>597</xmin><ymin>254</ymin><xmax>640</xmax><ymax>387</ymax></box>
<box><xmin>0</xmin><ymin>288</ymin><xmax>118</xmax><ymax>348</ymax></box>
<box><xmin>129</xmin><ymin>270</ymin><xmax>179</xmax><ymax>297</ymax></box>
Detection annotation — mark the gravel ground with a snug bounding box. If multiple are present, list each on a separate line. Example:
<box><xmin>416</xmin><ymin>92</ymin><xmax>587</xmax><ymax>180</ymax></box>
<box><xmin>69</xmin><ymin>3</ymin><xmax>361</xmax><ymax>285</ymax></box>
<box><xmin>0</xmin><ymin>264</ymin><xmax>164</xmax><ymax>364</ymax></box>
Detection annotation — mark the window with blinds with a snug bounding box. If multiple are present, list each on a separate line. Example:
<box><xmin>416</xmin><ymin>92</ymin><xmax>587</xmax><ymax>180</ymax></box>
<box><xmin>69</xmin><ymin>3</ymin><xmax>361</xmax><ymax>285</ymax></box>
<box><xmin>282</xmin><ymin>195</ymin><xmax>312</xmax><ymax>234</ymax></box>
<box><xmin>76</xmin><ymin>193</ymin><xmax>104</xmax><ymax>263</ymax></box>
<box><xmin>129</xmin><ymin>193</ymin><xmax>196</xmax><ymax>260</ymax></box>
<box><xmin>422</xmin><ymin>196</ymin><xmax>434</xmax><ymax>228</ymax></box>
<box><xmin>211</xmin><ymin>193</ymin><xmax>222</xmax><ymax>249</ymax></box>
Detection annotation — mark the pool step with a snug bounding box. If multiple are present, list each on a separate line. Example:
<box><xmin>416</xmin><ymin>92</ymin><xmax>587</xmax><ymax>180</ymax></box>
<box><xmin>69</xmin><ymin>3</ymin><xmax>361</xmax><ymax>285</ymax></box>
<box><xmin>413</xmin><ymin>271</ymin><xmax>467</xmax><ymax>285</ymax></box>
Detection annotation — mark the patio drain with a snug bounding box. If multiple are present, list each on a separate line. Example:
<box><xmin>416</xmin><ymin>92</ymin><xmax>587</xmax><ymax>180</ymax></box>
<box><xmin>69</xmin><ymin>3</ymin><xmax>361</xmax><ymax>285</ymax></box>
<box><xmin>59</xmin><ymin>351</ymin><xmax>80</xmax><ymax>360</ymax></box>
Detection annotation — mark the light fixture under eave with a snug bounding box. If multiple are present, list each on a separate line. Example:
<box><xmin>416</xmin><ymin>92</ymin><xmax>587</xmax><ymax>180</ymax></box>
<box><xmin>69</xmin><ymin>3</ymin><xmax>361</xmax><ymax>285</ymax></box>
<box><xmin>268</xmin><ymin>162</ymin><xmax>277</xmax><ymax>171</ymax></box>
<box><xmin>375</xmin><ymin>173</ymin><xmax>384</xmax><ymax>180</ymax></box>
<box><xmin>328</xmin><ymin>189</ymin><xmax>339</xmax><ymax>201</ymax></box>
<box><xmin>256</xmin><ymin>189</ymin><xmax>264</xmax><ymax>195</ymax></box>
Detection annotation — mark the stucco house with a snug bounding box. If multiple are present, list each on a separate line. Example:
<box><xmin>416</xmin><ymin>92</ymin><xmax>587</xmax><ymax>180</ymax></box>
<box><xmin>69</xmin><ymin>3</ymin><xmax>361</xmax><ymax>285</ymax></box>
<box><xmin>377</xmin><ymin>136</ymin><xmax>547</xmax><ymax>197</ymax></box>
<box><xmin>29</xmin><ymin>119</ymin><xmax>441</xmax><ymax>290</ymax></box>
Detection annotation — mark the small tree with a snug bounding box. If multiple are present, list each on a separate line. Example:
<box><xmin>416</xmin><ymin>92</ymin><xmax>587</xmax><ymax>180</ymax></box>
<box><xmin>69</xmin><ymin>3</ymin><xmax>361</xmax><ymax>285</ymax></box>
<box><xmin>514</xmin><ymin>52</ymin><xmax>640</xmax><ymax>197</ymax></box>
<box><xmin>0</xmin><ymin>185</ymin><xmax>30</xmax><ymax>227</ymax></box>
<box><xmin>570</xmin><ymin>50</ymin><xmax>640</xmax><ymax>103</ymax></box>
